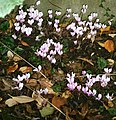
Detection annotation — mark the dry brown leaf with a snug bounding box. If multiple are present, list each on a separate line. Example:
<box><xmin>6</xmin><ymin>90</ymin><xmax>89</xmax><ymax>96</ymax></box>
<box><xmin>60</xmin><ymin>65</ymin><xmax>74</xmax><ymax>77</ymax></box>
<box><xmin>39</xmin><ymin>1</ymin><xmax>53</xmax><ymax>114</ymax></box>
<box><xmin>7</xmin><ymin>63</ymin><xmax>18</xmax><ymax>73</ymax></box>
<box><xmin>52</xmin><ymin>96</ymin><xmax>67</xmax><ymax>108</ymax></box>
<box><xmin>26</xmin><ymin>79</ymin><xmax>37</xmax><ymax>87</ymax></box>
<box><xmin>38</xmin><ymin>78</ymin><xmax>53</xmax><ymax>88</ymax></box>
<box><xmin>32</xmin><ymin>91</ymin><xmax>44</xmax><ymax>109</ymax></box>
<box><xmin>20</xmin><ymin>40</ymin><xmax>29</xmax><ymax>46</ymax></box>
<box><xmin>78</xmin><ymin>58</ymin><xmax>94</xmax><ymax>66</ymax></box>
<box><xmin>5</xmin><ymin>98</ymin><xmax>18</xmax><ymax>107</ymax></box>
<box><xmin>2</xmin><ymin>79</ymin><xmax>12</xmax><ymax>88</ymax></box>
<box><xmin>12</xmin><ymin>95</ymin><xmax>34</xmax><ymax>104</ymax></box>
<box><xmin>19</xmin><ymin>66</ymin><xmax>32</xmax><ymax>73</ymax></box>
<box><xmin>104</xmin><ymin>40</ymin><xmax>115</xmax><ymax>52</ymax></box>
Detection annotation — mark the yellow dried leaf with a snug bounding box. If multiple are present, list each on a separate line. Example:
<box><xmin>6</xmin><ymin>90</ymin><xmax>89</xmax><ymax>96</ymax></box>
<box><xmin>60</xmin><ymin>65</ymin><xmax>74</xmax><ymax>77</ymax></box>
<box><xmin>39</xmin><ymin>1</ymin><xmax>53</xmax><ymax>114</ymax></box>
<box><xmin>7</xmin><ymin>51</ymin><xmax>14</xmax><ymax>60</ymax></box>
<box><xmin>9</xmin><ymin>20</ymin><xmax>13</xmax><ymax>29</ymax></box>
<box><xmin>104</xmin><ymin>40</ymin><xmax>115</xmax><ymax>52</ymax></box>
<box><xmin>12</xmin><ymin>95</ymin><xmax>34</xmax><ymax>104</ymax></box>
<box><xmin>62</xmin><ymin>90</ymin><xmax>71</xmax><ymax>99</ymax></box>
<box><xmin>109</xmin><ymin>34</ymin><xmax>116</xmax><ymax>38</ymax></box>
<box><xmin>32</xmin><ymin>91</ymin><xmax>44</xmax><ymax>109</ymax></box>
<box><xmin>107</xmin><ymin>59</ymin><xmax>114</xmax><ymax>66</ymax></box>
<box><xmin>19</xmin><ymin>66</ymin><xmax>32</xmax><ymax>73</ymax></box>
<box><xmin>5</xmin><ymin>98</ymin><xmax>18</xmax><ymax>107</ymax></box>
<box><xmin>7</xmin><ymin>63</ymin><xmax>18</xmax><ymax>73</ymax></box>
<box><xmin>100</xmin><ymin>26</ymin><xmax>110</xmax><ymax>35</ymax></box>
<box><xmin>13</xmin><ymin>55</ymin><xmax>22</xmax><ymax>61</ymax></box>
<box><xmin>97</xmin><ymin>42</ymin><xmax>105</xmax><ymax>47</ymax></box>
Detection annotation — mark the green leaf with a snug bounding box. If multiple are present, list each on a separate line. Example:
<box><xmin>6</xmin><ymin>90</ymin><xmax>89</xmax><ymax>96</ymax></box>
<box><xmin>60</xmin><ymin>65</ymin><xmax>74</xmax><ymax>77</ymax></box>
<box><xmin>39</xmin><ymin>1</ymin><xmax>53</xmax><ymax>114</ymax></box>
<box><xmin>0</xmin><ymin>0</ymin><xmax>24</xmax><ymax>18</ymax></box>
<box><xmin>108</xmin><ymin>108</ymin><xmax>116</xmax><ymax>116</ymax></box>
<box><xmin>0</xmin><ymin>21</ymin><xmax>10</xmax><ymax>31</ymax></box>
<box><xmin>40</xmin><ymin>104</ymin><xmax>54</xmax><ymax>117</ymax></box>
<box><xmin>97</xmin><ymin>57</ymin><xmax>107</xmax><ymax>69</ymax></box>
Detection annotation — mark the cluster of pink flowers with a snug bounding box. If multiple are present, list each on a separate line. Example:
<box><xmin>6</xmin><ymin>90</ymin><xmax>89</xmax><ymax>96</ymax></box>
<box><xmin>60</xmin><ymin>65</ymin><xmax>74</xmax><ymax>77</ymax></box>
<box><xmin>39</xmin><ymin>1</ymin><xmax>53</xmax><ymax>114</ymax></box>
<box><xmin>35</xmin><ymin>38</ymin><xmax>63</xmax><ymax>63</ymax></box>
<box><xmin>66</xmin><ymin>6</ymin><xmax>107</xmax><ymax>43</ymax></box>
<box><xmin>66</xmin><ymin>72</ymin><xmax>77</xmax><ymax>91</ymax></box>
<box><xmin>13</xmin><ymin>3</ymin><xmax>43</xmax><ymax>37</ymax></box>
<box><xmin>13</xmin><ymin>73</ymin><xmax>30</xmax><ymax>90</ymax></box>
<box><xmin>66</xmin><ymin>68</ymin><xmax>114</xmax><ymax>101</ymax></box>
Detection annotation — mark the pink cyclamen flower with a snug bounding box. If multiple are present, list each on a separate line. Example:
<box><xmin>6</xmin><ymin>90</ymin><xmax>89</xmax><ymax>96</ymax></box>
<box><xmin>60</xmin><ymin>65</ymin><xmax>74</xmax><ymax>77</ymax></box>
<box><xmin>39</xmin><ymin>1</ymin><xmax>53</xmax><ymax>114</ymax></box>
<box><xmin>33</xmin><ymin>65</ymin><xmax>42</xmax><ymax>72</ymax></box>
<box><xmin>77</xmin><ymin>85</ymin><xmax>81</xmax><ymax>91</ymax></box>
<box><xmin>96</xmin><ymin>94</ymin><xmax>102</xmax><ymax>100</ymax></box>
<box><xmin>66</xmin><ymin>72</ymin><xmax>77</xmax><ymax>91</ymax></box>
<box><xmin>25</xmin><ymin>27</ymin><xmax>32</xmax><ymax>36</ymax></box>
<box><xmin>106</xmin><ymin>93</ymin><xmax>114</xmax><ymax>101</ymax></box>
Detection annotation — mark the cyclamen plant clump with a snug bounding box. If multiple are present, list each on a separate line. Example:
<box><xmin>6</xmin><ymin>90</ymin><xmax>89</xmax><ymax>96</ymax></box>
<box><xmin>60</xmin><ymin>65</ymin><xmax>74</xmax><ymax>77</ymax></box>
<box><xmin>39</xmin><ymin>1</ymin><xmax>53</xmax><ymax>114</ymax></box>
<box><xmin>66</xmin><ymin>68</ymin><xmax>115</xmax><ymax>101</ymax></box>
<box><xmin>12</xmin><ymin>1</ymin><xmax>109</xmax><ymax>64</ymax></box>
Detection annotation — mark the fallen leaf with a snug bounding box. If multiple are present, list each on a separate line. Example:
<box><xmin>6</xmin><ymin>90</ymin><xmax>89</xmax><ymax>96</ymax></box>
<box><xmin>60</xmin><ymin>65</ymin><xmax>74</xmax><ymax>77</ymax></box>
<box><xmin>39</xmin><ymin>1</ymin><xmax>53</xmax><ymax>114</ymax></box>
<box><xmin>32</xmin><ymin>91</ymin><xmax>45</xmax><ymax>109</ymax></box>
<box><xmin>40</xmin><ymin>104</ymin><xmax>54</xmax><ymax>117</ymax></box>
<box><xmin>62</xmin><ymin>90</ymin><xmax>71</xmax><ymax>99</ymax></box>
<box><xmin>20</xmin><ymin>40</ymin><xmax>29</xmax><ymax>46</ymax></box>
<box><xmin>13</xmin><ymin>55</ymin><xmax>22</xmax><ymax>61</ymax></box>
<box><xmin>108</xmin><ymin>100</ymin><xmax>114</xmax><ymax>107</ymax></box>
<box><xmin>38</xmin><ymin>78</ymin><xmax>53</xmax><ymax>88</ymax></box>
<box><xmin>26</xmin><ymin>79</ymin><xmax>37</xmax><ymax>87</ymax></box>
<box><xmin>100</xmin><ymin>26</ymin><xmax>110</xmax><ymax>35</ymax></box>
<box><xmin>9</xmin><ymin>20</ymin><xmax>13</xmax><ymax>29</ymax></box>
<box><xmin>7</xmin><ymin>51</ymin><xmax>14</xmax><ymax>60</ymax></box>
<box><xmin>107</xmin><ymin>59</ymin><xmax>114</xmax><ymax>66</ymax></box>
<box><xmin>97</xmin><ymin>42</ymin><xmax>105</xmax><ymax>47</ymax></box>
<box><xmin>19</xmin><ymin>66</ymin><xmax>32</xmax><ymax>73</ymax></box>
<box><xmin>12</xmin><ymin>95</ymin><xmax>34</xmax><ymax>104</ymax></box>
<box><xmin>7</xmin><ymin>63</ymin><xmax>18</xmax><ymax>73</ymax></box>
<box><xmin>104</xmin><ymin>40</ymin><xmax>115</xmax><ymax>52</ymax></box>
<box><xmin>2</xmin><ymin>79</ymin><xmax>12</xmax><ymax>88</ymax></box>
<box><xmin>78</xmin><ymin>58</ymin><xmax>94</xmax><ymax>66</ymax></box>
<box><xmin>47</xmin><ymin>87</ymin><xmax>56</xmax><ymax>94</ymax></box>
<box><xmin>109</xmin><ymin>34</ymin><xmax>116</xmax><ymax>38</ymax></box>
<box><xmin>52</xmin><ymin>96</ymin><xmax>67</xmax><ymax>108</ymax></box>
<box><xmin>5</xmin><ymin>98</ymin><xmax>18</xmax><ymax>107</ymax></box>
